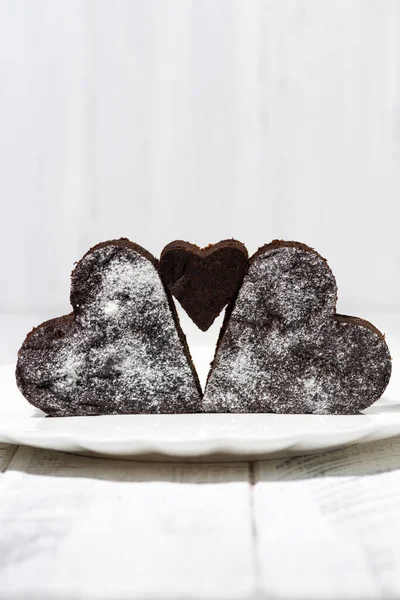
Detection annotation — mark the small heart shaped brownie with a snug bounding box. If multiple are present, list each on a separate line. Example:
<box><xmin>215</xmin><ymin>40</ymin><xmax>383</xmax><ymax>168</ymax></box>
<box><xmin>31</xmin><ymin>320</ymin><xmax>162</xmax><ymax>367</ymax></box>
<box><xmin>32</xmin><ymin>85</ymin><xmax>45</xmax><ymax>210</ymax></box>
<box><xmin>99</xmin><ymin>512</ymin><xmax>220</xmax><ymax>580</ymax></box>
<box><xmin>16</xmin><ymin>239</ymin><xmax>202</xmax><ymax>416</ymax></box>
<box><xmin>160</xmin><ymin>240</ymin><xmax>248</xmax><ymax>331</ymax></box>
<box><xmin>203</xmin><ymin>240</ymin><xmax>392</xmax><ymax>414</ymax></box>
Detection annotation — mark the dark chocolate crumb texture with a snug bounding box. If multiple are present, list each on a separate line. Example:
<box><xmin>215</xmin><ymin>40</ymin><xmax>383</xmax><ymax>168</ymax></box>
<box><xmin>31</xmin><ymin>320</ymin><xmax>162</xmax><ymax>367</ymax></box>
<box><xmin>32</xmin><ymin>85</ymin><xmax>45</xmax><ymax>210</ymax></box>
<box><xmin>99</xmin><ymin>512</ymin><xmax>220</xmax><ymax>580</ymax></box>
<box><xmin>202</xmin><ymin>240</ymin><xmax>392</xmax><ymax>415</ymax></box>
<box><xmin>16</xmin><ymin>239</ymin><xmax>202</xmax><ymax>416</ymax></box>
<box><xmin>160</xmin><ymin>239</ymin><xmax>248</xmax><ymax>331</ymax></box>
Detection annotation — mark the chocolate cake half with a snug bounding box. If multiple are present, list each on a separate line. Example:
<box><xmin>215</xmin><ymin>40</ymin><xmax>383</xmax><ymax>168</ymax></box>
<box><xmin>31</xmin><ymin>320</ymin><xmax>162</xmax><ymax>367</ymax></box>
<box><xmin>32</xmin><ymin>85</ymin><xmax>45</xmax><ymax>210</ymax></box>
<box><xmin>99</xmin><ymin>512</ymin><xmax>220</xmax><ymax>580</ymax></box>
<box><xmin>202</xmin><ymin>240</ymin><xmax>392</xmax><ymax>415</ymax></box>
<box><xmin>16</xmin><ymin>239</ymin><xmax>202</xmax><ymax>416</ymax></box>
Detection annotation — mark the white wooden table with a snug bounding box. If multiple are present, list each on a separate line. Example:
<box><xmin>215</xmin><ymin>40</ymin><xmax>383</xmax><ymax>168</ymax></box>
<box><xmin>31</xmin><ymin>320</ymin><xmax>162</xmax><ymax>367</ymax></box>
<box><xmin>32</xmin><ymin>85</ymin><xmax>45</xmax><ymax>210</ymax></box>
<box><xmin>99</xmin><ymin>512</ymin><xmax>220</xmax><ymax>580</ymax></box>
<box><xmin>2</xmin><ymin>311</ymin><xmax>400</xmax><ymax>599</ymax></box>
<box><xmin>1</xmin><ymin>437</ymin><xmax>400</xmax><ymax>600</ymax></box>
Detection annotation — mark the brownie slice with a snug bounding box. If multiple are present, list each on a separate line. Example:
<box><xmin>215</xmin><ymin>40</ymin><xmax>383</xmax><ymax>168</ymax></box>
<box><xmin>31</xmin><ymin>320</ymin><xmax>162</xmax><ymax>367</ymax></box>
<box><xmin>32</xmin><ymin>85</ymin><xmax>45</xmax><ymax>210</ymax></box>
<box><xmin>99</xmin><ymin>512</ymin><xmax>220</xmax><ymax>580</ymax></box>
<box><xmin>16</xmin><ymin>239</ymin><xmax>202</xmax><ymax>416</ymax></box>
<box><xmin>202</xmin><ymin>240</ymin><xmax>392</xmax><ymax>415</ymax></box>
<box><xmin>160</xmin><ymin>239</ymin><xmax>248</xmax><ymax>331</ymax></box>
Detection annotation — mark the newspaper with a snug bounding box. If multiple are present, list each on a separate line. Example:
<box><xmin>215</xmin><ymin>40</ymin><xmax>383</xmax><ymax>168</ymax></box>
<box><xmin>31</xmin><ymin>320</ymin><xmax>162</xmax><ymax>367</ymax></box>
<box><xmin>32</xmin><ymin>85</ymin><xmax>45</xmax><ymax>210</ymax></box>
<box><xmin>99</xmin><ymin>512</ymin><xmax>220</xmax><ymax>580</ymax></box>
<box><xmin>254</xmin><ymin>437</ymin><xmax>400</xmax><ymax>600</ymax></box>
<box><xmin>0</xmin><ymin>446</ymin><xmax>253</xmax><ymax>600</ymax></box>
<box><xmin>0</xmin><ymin>444</ymin><xmax>17</xmax><ymax>473</ymax></box>
<box><xmin>0</xmin><ymin>438</ymin><xmax>400</xmax><ymax>600</ymax></box>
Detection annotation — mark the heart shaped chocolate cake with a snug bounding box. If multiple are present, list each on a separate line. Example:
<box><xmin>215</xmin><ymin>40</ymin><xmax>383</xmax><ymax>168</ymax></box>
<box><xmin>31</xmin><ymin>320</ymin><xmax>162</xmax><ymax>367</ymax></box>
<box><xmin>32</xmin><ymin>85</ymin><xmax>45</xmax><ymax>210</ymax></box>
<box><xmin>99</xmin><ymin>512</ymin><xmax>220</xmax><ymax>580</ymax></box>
<box><xmin>16</xmin><ymin>237</ymin><xmax>391</xmax><ymax>417</ymax></box>
<box><xmin>16</xmin><ymin>239</ymin><xmax>202</xmax><ymax>416</ymax></box>
<box><xmin>202</xmin><ymin>240</ymin><xmax>392</xmax><ymax>415</ymax></box>
<box><xmin>160</xmin><ymin>240</ymin><xmax>248</xmax><ymax>331</ymax></box>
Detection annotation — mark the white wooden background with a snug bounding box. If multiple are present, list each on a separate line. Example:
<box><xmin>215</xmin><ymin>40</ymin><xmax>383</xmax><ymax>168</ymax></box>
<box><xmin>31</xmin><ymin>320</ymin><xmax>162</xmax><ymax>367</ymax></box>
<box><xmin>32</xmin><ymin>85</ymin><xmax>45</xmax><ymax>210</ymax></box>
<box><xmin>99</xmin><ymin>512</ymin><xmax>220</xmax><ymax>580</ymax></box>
<box><xmin>0</xmin><ymin>0</ymin><xmax>399</xmax><ymax>319</ymax></box>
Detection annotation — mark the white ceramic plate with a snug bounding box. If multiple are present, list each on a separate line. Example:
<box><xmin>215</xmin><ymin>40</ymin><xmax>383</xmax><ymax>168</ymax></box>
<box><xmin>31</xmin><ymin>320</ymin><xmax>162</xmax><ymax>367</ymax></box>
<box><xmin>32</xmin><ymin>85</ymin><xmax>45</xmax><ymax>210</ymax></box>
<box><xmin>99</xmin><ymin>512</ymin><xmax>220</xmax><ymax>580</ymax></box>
<box><xmin>1</xmin><ymin>363</ymin><xmax>400</xmax><ymax>461</ymax></box>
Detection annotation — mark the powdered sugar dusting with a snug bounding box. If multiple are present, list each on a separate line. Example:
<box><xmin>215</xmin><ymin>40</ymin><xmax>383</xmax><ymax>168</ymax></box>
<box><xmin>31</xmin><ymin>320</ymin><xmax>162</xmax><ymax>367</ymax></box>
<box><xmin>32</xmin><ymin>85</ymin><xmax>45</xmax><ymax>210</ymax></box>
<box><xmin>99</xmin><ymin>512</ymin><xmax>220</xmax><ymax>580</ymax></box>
<box><xmin>233</xmin><ymin>246</ymin><xmax>337</xmax><ymax>327</ymax></box>
<box><xmin>17</xmin><ymin>244</ymin><xmax>201</xmax><ymax>416</ymax></box>
<box><xmin>203</xmin><ymin>245</ymin><xmax>391</xmax><ymax>415</ymax></box>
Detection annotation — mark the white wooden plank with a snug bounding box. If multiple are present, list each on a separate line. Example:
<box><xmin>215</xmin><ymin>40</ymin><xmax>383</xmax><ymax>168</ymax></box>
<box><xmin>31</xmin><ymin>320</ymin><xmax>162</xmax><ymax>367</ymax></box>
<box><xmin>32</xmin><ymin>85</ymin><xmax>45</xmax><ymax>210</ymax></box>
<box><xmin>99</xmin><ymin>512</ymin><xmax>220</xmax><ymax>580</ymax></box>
<box><xmin>256</xmin><ymin>0</ymin><xmax>400</xmax><ymax>309</ymax></box>
<box><xmin>183</xmin><ymin>0</ymin><xmax>238</xmax><ymax>247</ymax></box>
<box><xmin>0</xmin><ymin>0</ymin><xmax>88</xmax><ymax>313</ymax></box>
<box><xmin>254</xmin><ymin>437</ymin><xmax>400</xmax><ymax>599</ymax></box>
<box><xmin>0</xmin><ymin>447</ymin><xmax>255</xmax><ymax>600</ymax></box>
<box><xmin>88</xmin><ymin>0</ymin><xmax>156</xmax><ymax>250</ymax></box>
<box><xmin>91</xmin><ymin>0</ymin><xmax>255</xmax><ymax>254</ymax></box>
<box><xmin>231</xmin><ymin>0</ymin><xmax>266</xmax><ymax>251</ymax></box>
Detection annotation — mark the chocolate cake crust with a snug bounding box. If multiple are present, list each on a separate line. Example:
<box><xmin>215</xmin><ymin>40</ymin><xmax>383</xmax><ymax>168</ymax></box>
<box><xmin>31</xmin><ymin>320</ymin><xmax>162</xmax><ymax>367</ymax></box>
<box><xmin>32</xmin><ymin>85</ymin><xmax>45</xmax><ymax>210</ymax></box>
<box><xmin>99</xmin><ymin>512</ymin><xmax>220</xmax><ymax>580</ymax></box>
<box><xmin>203</xmin><ymin>240</ymin><xmax>392</xmax><ymax>415</ymax></box>
<box><xmin>16</xmin><ymin>238</ymin><xmax>202</xmax><ymax>416</ymax></box>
